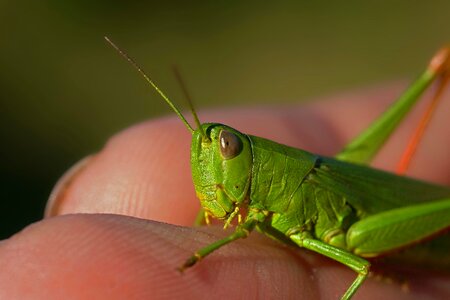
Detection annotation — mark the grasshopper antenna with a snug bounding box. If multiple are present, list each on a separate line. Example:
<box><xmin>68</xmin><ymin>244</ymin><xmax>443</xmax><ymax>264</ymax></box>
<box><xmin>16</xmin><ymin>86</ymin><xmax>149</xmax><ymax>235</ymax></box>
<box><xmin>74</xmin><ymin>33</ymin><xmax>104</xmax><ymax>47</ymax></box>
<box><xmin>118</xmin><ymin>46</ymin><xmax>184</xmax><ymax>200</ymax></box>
<box><xmin>104</xmin><ymin>36</ymin><xmax>194</xmax><ymax>133</ymax></box>
<box><xmin>172</xmin><ymin>65</ymin><xmax>209</xmax><ymax>141</ymax></box>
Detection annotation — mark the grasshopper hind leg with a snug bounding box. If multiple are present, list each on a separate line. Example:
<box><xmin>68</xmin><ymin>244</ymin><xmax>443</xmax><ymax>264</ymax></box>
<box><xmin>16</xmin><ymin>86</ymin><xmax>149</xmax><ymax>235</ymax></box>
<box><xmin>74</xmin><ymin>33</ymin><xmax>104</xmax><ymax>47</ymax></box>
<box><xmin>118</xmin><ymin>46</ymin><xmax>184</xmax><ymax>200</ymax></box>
<box><xmin>336</xmin><ymin>46</ymin><xmax>450</xmax><ymax>167</ymax></box>
<box><xmin>346</xmin><ymin>197</ymin><xmax>450</xmax><ymax>258</ymax></box>
<box><xmin>396</xmin><ymin>47</ymin><xmax>450</xmax><ymax>174</ymax></box>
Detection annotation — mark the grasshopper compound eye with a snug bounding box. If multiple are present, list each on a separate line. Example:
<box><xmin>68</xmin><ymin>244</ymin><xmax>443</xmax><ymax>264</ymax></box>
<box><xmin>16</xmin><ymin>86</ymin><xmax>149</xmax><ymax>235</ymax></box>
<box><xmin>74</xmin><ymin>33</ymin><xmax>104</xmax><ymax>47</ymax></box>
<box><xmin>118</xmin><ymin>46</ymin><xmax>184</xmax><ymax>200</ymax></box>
<box><xmin>219</xmin><ymin>130</ymin><xmax>242</xmax><ymax>159</ymax></box>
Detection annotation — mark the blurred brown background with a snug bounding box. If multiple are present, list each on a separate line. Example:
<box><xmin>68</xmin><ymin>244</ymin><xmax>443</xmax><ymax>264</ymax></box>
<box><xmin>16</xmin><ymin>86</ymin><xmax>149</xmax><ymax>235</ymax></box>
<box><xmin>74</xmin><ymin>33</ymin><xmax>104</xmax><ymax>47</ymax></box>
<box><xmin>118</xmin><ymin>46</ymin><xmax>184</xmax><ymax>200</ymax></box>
<box><xmin>1</xmin><ymin>1</ymin><xmax>450</xmax><ymax>239</ymax></box>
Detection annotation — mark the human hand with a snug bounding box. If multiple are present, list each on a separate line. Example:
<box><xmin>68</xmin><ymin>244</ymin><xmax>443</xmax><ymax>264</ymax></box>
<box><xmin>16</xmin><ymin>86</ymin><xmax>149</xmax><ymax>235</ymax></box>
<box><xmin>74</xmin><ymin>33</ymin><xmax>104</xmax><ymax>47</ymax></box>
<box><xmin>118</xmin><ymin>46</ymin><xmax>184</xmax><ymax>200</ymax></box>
<box><xmin>0</xmin><ymin>84</ymin><xmax>449</xmax><ymax>299</ymax></box>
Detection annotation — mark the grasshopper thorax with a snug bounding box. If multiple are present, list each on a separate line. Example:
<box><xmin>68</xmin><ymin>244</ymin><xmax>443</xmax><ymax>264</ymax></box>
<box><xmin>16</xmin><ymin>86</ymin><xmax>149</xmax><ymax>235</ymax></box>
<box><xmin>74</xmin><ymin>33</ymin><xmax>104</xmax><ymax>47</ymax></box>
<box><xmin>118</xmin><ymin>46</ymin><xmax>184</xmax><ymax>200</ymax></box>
<box><xmin>190</xmin><ymin>123</ymin><xmax>253</xmax><ymax>221</ymax></box>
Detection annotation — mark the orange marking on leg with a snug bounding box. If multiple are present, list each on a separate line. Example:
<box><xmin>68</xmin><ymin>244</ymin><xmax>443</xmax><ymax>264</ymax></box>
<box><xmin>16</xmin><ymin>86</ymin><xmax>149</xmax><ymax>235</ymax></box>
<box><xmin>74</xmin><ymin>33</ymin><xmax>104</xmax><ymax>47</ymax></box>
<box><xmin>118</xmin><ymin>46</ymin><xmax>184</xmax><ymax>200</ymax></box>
<box><xmin>396</xmin><ymin>47</ymin><xmax>450</xmax><ymax>174</ymax></box>
<box><xmin>428</xmin><ymin>47</ymin><xmax>450</xmax><ymax>75</ymax></box>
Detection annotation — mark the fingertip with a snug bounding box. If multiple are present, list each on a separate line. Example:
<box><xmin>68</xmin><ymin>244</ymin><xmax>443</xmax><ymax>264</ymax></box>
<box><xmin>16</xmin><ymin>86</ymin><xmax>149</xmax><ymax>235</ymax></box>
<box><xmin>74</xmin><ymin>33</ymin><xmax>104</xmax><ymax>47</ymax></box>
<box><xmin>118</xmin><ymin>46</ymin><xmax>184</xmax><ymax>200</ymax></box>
<box><xmin>48</xmin><ymin>118</ymin><xmax>199</xmax><ymax>225</ymax></box>
<box><xmin>46</xmin><ymin>155</ymin><xmax>95</xmax><ymax>217</ymax></box>
<box><xmin>1</xmin><ymin>215</ymin><xmax>446</xmax><ymax>299</ymax></box>
<box><xmin>0</xmin><ymin>215</ymin><xmax>199</xmax><ymax>299</ymax></box>
<box><xmin>0</xmin><ymin>215</ymin><xmax>332</xmax><ymax>299</ymax></box>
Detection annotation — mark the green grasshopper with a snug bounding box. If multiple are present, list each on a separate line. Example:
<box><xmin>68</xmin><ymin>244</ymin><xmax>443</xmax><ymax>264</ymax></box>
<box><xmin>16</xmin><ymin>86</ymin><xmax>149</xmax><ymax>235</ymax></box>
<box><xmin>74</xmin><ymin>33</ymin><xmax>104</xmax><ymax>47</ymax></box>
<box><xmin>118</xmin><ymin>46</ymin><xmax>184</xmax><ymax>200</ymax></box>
<box><xmin>105</xmin><ymin>37</ymin><xmax>450</xmax><ymax>299</ymax></box>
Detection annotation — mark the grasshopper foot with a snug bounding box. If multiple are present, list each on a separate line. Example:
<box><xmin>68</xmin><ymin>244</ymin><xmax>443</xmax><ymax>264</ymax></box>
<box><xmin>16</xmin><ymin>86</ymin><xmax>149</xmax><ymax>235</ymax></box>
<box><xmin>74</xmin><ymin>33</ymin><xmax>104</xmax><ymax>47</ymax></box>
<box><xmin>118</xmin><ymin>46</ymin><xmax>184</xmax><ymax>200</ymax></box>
<box><xmin>177</xmin><ymin>253</ymin><xmax>201</xmax><ymax>273</ymax></box>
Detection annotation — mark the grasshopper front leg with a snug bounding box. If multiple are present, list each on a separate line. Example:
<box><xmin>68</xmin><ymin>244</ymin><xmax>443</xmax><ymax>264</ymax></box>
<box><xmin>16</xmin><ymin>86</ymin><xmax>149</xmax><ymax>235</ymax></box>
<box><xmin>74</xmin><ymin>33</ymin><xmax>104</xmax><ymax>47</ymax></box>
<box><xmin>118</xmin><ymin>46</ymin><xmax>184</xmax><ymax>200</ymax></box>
<box><xmin>179</xmin><ymin>217</ymin><xmax>258</xmax><ymax>272</ymax></box>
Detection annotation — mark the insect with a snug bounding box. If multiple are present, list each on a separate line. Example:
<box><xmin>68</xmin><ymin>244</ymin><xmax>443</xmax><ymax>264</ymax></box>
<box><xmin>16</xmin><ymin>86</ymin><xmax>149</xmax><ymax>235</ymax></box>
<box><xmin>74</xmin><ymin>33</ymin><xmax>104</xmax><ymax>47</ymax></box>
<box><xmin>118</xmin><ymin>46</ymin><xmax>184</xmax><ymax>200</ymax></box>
<box><xmin>105</xmin><ymin>37</ymin><xmax>450</xmax><ymax>299</ymax></box>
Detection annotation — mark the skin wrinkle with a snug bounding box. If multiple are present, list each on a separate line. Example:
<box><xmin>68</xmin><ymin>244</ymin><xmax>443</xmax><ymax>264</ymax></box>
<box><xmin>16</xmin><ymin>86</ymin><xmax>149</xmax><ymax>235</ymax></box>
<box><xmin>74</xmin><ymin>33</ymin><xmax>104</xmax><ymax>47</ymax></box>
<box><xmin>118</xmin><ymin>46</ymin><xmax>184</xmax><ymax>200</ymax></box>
<box><xmin>282</xmin><ymin>247</ymin><xmax>323</xmax><ymax>298</ymax></box>
<box><xmin>104</xmin><ymin>216</ymin><xmax>208</xmax><ymax>294</ymax></box>
<box><xmin>127</xmin><ymin>146</ymin><xmax>164</xmax><ymax>215</ymax></box>
<box><xmin>183</xmin><ymin>228</ymin><xmax>299</xmax><ymax>298</ymax></box>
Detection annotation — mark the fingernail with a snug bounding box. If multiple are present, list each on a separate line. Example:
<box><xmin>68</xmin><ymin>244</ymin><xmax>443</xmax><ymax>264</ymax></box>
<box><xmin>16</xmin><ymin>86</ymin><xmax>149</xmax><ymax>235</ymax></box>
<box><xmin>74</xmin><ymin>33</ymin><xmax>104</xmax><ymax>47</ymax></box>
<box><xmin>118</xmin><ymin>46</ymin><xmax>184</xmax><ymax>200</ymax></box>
<box><xmin>45</xmin><ymin>155</ymin><xmax>95</xmax><ymax>217</ymax></box>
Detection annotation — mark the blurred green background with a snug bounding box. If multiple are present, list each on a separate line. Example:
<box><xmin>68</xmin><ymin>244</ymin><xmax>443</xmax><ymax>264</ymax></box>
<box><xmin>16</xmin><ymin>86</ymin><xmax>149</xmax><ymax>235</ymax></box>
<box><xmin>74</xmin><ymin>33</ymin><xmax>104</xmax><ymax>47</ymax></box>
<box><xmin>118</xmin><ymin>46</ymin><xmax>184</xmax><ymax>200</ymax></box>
<box><xmin>1</xmin><ymin>1</ymin><xmax>450</xmax><ymax>239</ymax></box>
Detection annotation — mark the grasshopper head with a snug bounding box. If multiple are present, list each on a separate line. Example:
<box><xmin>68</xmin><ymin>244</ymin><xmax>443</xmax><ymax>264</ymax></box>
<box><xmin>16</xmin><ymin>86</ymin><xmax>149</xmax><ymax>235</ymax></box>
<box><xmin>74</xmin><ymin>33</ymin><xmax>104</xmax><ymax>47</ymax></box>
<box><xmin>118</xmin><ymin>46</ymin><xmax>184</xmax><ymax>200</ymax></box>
<box><xmin>191</xmin><ymin>123</ymin><xmax>253</xmax><ymax>220</ymax></box>
<box><xmin>105</xmin><ymin>37</ymin><xmax>252</xmax><ymax>220</ymax></box>
<box><xmin>103</xmin><ymin>37</ymin><xmax>252</xmax><ymax>221</ymax></box>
